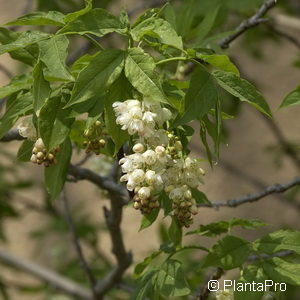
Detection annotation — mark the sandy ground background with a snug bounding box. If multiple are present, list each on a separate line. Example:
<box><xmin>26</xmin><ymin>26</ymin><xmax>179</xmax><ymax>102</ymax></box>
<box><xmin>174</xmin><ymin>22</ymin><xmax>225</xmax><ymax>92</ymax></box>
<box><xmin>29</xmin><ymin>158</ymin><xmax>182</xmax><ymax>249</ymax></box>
<box><xmin>0</xmin><ymin>0</ymin><xmax>300</xmax><ymax>299</ymax></box>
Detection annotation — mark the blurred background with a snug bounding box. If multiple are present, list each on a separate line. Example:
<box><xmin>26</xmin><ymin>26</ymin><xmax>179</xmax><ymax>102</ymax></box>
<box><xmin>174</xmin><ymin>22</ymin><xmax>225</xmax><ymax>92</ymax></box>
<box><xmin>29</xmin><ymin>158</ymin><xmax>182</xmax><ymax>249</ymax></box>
<box><xmin>0</xmin><ymin>0</ymin><xmax>300</xmax><ymax>299</ymax></box>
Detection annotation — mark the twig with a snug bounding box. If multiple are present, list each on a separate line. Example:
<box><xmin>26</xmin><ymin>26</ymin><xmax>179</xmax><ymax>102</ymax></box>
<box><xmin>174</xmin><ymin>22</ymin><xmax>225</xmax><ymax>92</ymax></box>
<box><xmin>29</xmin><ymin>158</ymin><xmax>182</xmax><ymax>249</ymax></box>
<box><xmin>0</xmin><ymin>129</ymin><xmax>25</xmax><ymax>142</ymax></box>
<box><xmin>193</xmin><ymin>267</ymin><xmax>224</xmax><ymax>300</ymax></box>
<box><xmin>0</xmin><ymin>64</ymin><xmax>13</xmax><ymax>79</ymax></box>
<box><xmin>247</xmin><ymin>250</ymin><xmax>293</xmax><ymax>262</ymax></box>
<box><xmin>267</xmin><ymin>24</ymin><xmax>300</xmax><ymax>49</ymax></box>
<box><xmin>94</xmin><ymin>170</ymin><xmax>132</xmax><ymax>298</ymax></box>
<box><xmin>62</xmin><ymin>189</ymin><xmax>97</xmax><ymax>298</ymax></box>
<box><xmin>0</xmin><ymin>249</ymin><xmax>92</xmax><ymax>300</ymax></box>
<box><xmin>262</xmin><ymin>116</ymin><xmax>300</xmax><ymax>171</ymax></box>
<box><xmin>75</xmin><ymin>153</ymin><xmax>93</xmax><ymax>167</ymax></box>
<box><xmin>199</xmin><ymin>176</ymin><xmax>300</xmax><ymax>208</ymax></box>
<box><xmin>219</xmin><ymin>0</ymin><xmax>277</xmax><ymax>49</ymax></box>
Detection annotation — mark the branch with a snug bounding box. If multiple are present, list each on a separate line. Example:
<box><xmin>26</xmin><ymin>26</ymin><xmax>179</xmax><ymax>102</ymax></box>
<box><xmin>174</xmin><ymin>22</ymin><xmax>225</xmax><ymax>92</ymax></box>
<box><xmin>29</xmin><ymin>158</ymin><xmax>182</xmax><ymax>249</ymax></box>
<box><xmin>219</xmin><ymin>0</ymin><xmax>277</xmax><ymax>49</ymax></box>
<box><xmin>0</xmin><ymin>129</ymin><xmax>25</xmax><ymax>142</ymax></box>
<box><xmin>68</xmin><ymin>164</ymin><xmax>129</xmax><ymax>203</ymax></box>
<box><xmin>0</xmin><ymin>249</ymin><xmax>92</xmax><ymax>300</ymax></box>
<box><xmin>267</xmin><ymin>24</ymin><xmax>300</xmax><ymax>49</ymax></box>
<box><xmin>62</xmin><ymin>189</ymin><xmax>97</xmax><ymax>298</ymax></box>
<box><xmin>247</xmin><ymin>250</ymin><xmax>293</xmax><ymax>262</ymax></box>
<box><xmin>193</xmin><ymin>267</ymin><xmax>224</xmax><ymax>300</ymax></box>
<box><xmin>199</xmin><ymin>176</ymin><xmax>300</xmax><ymax>208</ymax></box>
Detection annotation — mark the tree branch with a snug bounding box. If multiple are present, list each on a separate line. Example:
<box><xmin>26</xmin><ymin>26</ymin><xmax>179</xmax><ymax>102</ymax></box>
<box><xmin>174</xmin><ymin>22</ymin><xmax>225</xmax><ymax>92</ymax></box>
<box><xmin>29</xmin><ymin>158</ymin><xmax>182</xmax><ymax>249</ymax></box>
<box><xmin>219</xmin><ymin>0</ymin><xmax>277</xmax><ymax>49</ymax></box>
<box><xmin>0</xmin><ymin>249</ymin><xmax>92</xmax><ymax>300</ymax></box>
<box><xmin>199</xmin><ymin>176</ymin><xmax>300</xmax><ymax>208</ymax></box>
<box><xmin>62</xmin><ymin>189</ymin><xmax>97</xmax><ymax>298</ymax></box>
<box><xmin>0</xmin><ymin>129</ymin><xmax>25</xmax><ymax>142</ymax></box>
<box><xmin>267</xmin><ymin>24</ymin><xmax>300</xmax><ymax>49</ymax></box>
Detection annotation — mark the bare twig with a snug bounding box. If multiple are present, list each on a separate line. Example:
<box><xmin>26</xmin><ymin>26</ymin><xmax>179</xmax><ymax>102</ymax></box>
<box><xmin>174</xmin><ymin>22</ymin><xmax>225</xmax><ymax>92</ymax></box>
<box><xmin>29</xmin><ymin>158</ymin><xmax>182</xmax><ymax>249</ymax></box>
<box><xmin>219</xmin><ymin>0</ymin><xmax>277</xmax><ymax>49</ymax></box>
<box><xmin>267</xmin><ymin>24</ymin><xmax>300</xmax><ymax>49</ymax></box>
<box><xmin>0</xmin><ymin>249</ymin><xmax>92</xmax><ymax>300</ymax></box>
<box><xmin>247</xmin><ymin>250</ymin><xmax>293</xmax><ymax>262</ymax></box>
<box><xmin>62</xmin><ymin>189</ymin><xmax>97</xmax><ymax>298</ymax></box>
<box><xmin>75</xmin><ymin>153</ymin><xmax>93</xmax><ymax>167</ymax></box>
<box><xmin>199</xmin><ymin>176</ymin><xmax>300</xmax><ymax>208</ymax></box>
<box><xmin>262</xmin><ymin>116</ymin><xmax>300</xmax><ymax>171</ymax></box>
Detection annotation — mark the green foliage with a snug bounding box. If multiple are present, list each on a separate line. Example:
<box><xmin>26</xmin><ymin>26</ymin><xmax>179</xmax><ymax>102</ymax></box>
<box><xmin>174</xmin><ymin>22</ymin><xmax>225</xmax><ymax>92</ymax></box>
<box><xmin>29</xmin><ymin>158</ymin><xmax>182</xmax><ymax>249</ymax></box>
<box><xmin>44</xmin><ymin>138</ymin><xmax>72</xmax><ymax>200</ymax></box>
<box><xmin>280</xmin><ymin>87</ymin><xmax>300</xmax><ymax>108</ymax></box>
<box><xmin>1</xmin><ymin>1</ymin><xmax>300</xmax><ymax>299</ymax></box>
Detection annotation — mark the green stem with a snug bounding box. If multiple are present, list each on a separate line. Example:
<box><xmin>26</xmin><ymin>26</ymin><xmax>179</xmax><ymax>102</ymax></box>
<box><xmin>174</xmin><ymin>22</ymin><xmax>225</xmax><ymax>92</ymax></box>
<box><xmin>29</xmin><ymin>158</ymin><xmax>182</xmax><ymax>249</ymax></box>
<box><xmin>156</xmin><ymin>57</ymin><xmax>188</xmax><ymax>65</ymax></box>
<box><xmin>83</xmin><ymin>34</ymin><xmax>105</xmax><ymax>50</ymax></box>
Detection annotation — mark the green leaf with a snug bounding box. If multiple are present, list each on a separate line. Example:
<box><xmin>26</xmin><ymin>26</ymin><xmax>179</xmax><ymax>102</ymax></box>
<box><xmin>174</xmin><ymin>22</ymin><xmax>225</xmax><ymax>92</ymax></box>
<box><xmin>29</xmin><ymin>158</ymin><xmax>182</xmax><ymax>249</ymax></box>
<box><xmin>0</xmin><ymin>28</ymin><xmax>37</xmax><ymax>65</ymax></box>
<box><xmin>280</xmin><ymin>87</ymin><xmax>300</xmax><ymax>108</ymax></box>
<box><xmin>38</xmin><ymin>35</ymin><xmax>73</xmax><ymax>82</ymax></box>
<box><xmin>125</xmin><ymin>48</ymin><xmax>166</xmax><ymax>103</ymax></box>
<box><xmin>186</xmin><ymin>218</ymin><xmax>266</xmax><ymax>236</ymax></box>
<box><xmin>44</xmin><ymin>138</ymin><xmax>72</xmax><ymax>201</ymax></box>
<box><xmin>32</xmin><ymin>61</ymin><xmax>51</xmax><ymax>115</ymax></box>
<box><xmin>262</xmin><ymin>257</ymin><xmax>300</xmax><ymax>286</ymax></box>
<box><xmin>39</xmin><ymin>96</ymin><xmax>74</xmax><ymax>150</ymax></box>
<box><xmin>154</xmin><ymin>259</ymin><xmax>191</xmax><ymax>297</ymax></box>
<box><xmin>131</xmin><ymin>18</ymin><xmax>183</xmax><ymax>49</ymax></box>
<box><xmin>192</xmin><ymin>6</ymin><xmax>220</xmax><ymax>43</ymax></box>
<box><xmin>17</xmin><ymin>140</ymin><xmax>35</xmax><ymax>162</ymax></box>
<box><xmin>255</xmin><ymin>229</ymin><xmax>300</xmax><ymax>255</ymax></box>
<box><xmin>0</xmin><ymin>93</ymin><xmax>33</xmax><ymax>138</ymax></box>
<box><xmin>168</xmin><ymin>216</ymin><xmax>182</xmax><ymax>247</ymax></box>
<box><xmin>0</xmin><ymin>74</ymin><xmax>32</xmax><ymax>99</ymax></box>
<box><xmin>213</xmin><ymin>70</ymin><xmax>272</xmax><ymax>117</ymax></box>
<box><xmin>199</xmin><ymin>122</ymin><xmax>213</xmax><ymax>166</ymax></box>
<box><xmin>139</xmin><ymin>208</ymin><xmax>160</xmax><ymax>231</ymax></box>
<box><xmin>134</xmin><ymin>251</ymin><xmax>161</xmax><ymax>275</ymax></box>
<box><xmin>175</xmin><ymin>67</ymin><xmax>218</xmax><ymax>125</ymax></box>
<box><xmin>191</xmin><ymin>188</ymin><xmax>210</xmax><ymax>205</ymax></box>
<box><xmin>235</xmin><ymin>265</ymin><xmax>268</xmax><ymax>300</ymax></box>
<box><xmin>199</xmin><ymin>54</ymin><xmax>240</xmax><ymax>75</ymax></box>
<box><xmin>66</xmin><ymin>49</ymin><xmax>124</xmax><ymax>107</ymax></box>
<box><xmin>203</xmin><ymin>235</ymin><xmax>251</xmax><ymax>269</ymax></box>
<box><xmin>59</xmin><ymin>8</ymin><xmax>126</xmax><ymax>37</ymax></box>
<box><xmin>5</xmin><ymin>11</ymin><xmax>66</xmax><ymax>26</ymax></box>
<box><xmin>133</xmin><ymin>271</ymin><xmax>156</xmax><ymax>300</ymax></box>
<box><xmin>64</xmin><ymin>0</ymin><xmax>92</xmax><ymax>23</ymax></box>
<box><xmin>0</xmin><ymin>30</ymin><xmax>49</xmax><ymax>56</ymax></box>
<box><xmin>105</xmin><ymin>73</ymin><xmax>131</xmax><ymax>155</ymax></box>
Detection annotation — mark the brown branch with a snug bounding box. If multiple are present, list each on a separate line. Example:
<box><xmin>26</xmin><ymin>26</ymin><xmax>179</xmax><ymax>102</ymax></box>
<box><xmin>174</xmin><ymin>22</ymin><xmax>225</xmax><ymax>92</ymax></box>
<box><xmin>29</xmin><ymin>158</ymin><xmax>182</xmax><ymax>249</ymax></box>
<box><xmin>267</xmin><ymin>24</ymin><xmax>300</xmax><ymax>49</ymax></box>
<box><xmin>219</xmin><ymin>0</ymin><xmax>277</xmax><ymax>49</ymax></box>
<box><xmin>199</xmin><ymin>176</ymin><xmax>300</xmax><ymax>208</ymax></box>
<box><xmin>262</xmin><ymin>116</ymin><xmax>300</xmax><ymax>171</ymax></box>
<box><xmin>193</xmin><ymin>267</ymin><xmax>224</xmax><ymax>300</ymax></box>
<box><xmin>0</xmin><ymin>249</ymin><xmax>92</xmax><ymax>300</ymax></box>
<box><xmin>62</xmin><ymin>189</ymin><xmax>97</xmax><ymax>298</ymax></box>
<box><xmin>0</xmin><ymin>129</ymin><xmax>25</xmax><ymax>142</ymax></box>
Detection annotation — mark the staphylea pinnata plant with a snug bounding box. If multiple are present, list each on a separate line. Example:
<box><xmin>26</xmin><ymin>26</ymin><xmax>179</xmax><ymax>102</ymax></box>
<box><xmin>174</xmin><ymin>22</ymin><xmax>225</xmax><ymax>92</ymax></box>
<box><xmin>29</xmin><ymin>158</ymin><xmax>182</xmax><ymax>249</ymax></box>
<box><xmin>1</xmin><ymin>0</ymin><xmax>300</xmax><ymax>299</ymax></box>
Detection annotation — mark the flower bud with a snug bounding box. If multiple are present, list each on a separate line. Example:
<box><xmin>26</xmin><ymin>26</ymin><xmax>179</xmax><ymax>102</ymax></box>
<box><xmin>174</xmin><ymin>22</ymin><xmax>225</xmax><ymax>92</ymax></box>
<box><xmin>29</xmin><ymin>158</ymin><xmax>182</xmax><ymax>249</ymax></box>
<box><xmin>99</xmin><ymin>139</ymin><xmax>106</xmax><ymax>147</ymax></box>
<box><xmin>142</xmin><ymin>150</ymin><xmax>157</xmax><ymax>165</ymax></box>
<box><xmin>190</xmin><ymin>205</ymin><xmax>198</xmax><ymax>215</ymax></box>
<box><xmin>95</xmin><ymin>120</ymin><xmax>101</xmax><ymax>127</ymax></box>
<box><xmin>174</xmin><ymin>141</ymin><xmax>183</xmax><ymax>151</ymax></box>
<box><xmin>155</xmin><ymin>146</ymin><xmax>165</xmax><ymax>155</ymax></box>
<box><xmin>30</xmin><ymin>154</ymin><xmax>37</xmax><ymax>163</ymax></box>
<box><xmin>133</xmin><ymin>202</ymin><xmax>141</xmax><ymax>209</ymax></box>
<box><xmin>164</xmin><ymin>185</ymin><xmax>175</xmax><ymax>193</ymax></box>
<box><xmin>133</xmin><ymin>143</ymin><xmax>144</xmax><ymax>153</ymax></box>
<box><xmin>36</xmin><ymin>152</ymin><xmax>44</xmax><ymax>160</ymax></box>
<box><xmin>47</xmin><ymin>153</ymin><xmax>54</xmax><ymax>161</ymax></box>
<box><xmin>131</xmin><ymin>169</ymin><xmax>145</xmax><ymax>184</ymax></box>
<box><xmin>138</xmin><ymin>187</ymin><xmax>151</xmax><ymax>200</ymax></box>
<box><xmin>120</xmin><ymin>174</ymin><xmax>128</xmax><ymax>182</ymax></box>
<box><xmin>145</xmin><ymin>170</ymin><xmax>156</xmax><ymax>185</ymax></box>
<box><xmin>35</xmin><ymin>138</ymin><xmax>45</xmax><ymax>151</ymax></box>
<box><xmin>184</xmin><ymin>189</ymin><xmax>192</xmax><ymax>200</ymax></box>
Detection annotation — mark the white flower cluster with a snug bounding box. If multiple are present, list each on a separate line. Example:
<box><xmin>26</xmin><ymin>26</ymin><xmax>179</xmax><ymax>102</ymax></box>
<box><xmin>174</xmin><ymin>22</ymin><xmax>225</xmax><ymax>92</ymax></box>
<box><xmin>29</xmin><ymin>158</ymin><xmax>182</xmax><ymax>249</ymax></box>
<box><xmin>113</xmin><ymin>99</ymin><xmax>205</xmax><ymax>227</ymax></box>
<box><xmin>17</xmin><ymin>116</ymin><xmax>36</xmax><ymax>140</ymax></box>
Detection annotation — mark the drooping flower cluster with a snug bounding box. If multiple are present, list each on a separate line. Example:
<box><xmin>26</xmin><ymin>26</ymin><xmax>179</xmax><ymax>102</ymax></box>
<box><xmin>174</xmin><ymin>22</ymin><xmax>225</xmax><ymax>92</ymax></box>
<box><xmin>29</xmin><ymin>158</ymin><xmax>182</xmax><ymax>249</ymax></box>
<box><xmin>30</xmin><ymin>138</ymin><xmax>59</xmax><ymax>167</ymax></box>
<box><xmin>215</xmin><ymin>290</ymin><xmax>234</xmax><ymax>300</ymax></box>
<box><xmin>113</xmin><ymin>99</ymin><xmax>205</xmax><ymax>227</ymax></box>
